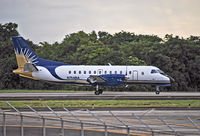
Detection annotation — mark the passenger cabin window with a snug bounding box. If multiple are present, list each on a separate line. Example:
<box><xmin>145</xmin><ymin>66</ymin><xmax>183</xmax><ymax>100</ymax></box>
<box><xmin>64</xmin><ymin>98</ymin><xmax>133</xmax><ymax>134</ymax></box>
<box><xmin>89</xmin><ymin>71</ymin><xmax>91</xmax><ymax>74</ymax></box>
<box><xmin>120</xmin><ymin>71</ymin><xmax>122</xmax><ymax>74</ymax></box>
<box><xmin>99</xmin><ymin>71</ymin><xmax>101</xmax><ymax>74</ymax></box>
<box><xmin>129</xmin><ymin>71</ymin><xmax>131</xmax><ymax>74</ymax></box>
<box><xmin>74</xmin><ymin>71</ymin><xmax>76</xmax><ymax>74</ymax></box>
<box><xmin>69</xmin><ymin>71</ymin><xmax>71</xmax><ymax>74</ymax></box>
<box><xmin>110</xmin><ymin>71</ymin><xmax>112</xmax><ymax>74</ymax></box>
<box><xmin>104</xmin><ymin>71</ymin><xmax>107</xmax><ymax>74</ymax></box>
<box><xmin>141</xmin><ymin>72</ymin><xmax>144</xmax><ymax>75</ymax></box>
<box><xmin>115</xmin><ymin>71</ymin><xmax>117</xmax><ymax>74</ymax></box>
<box><xmin>94</xmin><ymin>71</ymin><xmax>96</xmax><ymax>74</ymax></box>
<box><xmin>79</xmin><ymin>71</ymin><xmax>81</xmax><ymax>74</ymax></box>
<box><xmin>84</xmin><ymin>71</ymin><xmax>86</xmax><ymax>74</ymax></box>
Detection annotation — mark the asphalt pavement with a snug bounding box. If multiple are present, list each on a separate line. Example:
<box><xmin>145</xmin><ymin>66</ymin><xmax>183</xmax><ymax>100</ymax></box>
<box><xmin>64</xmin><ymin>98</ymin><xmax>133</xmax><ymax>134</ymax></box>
<box><xmin>0</xmin><ymin>92</ymin><xmax>200</xmax><ymax>100</ymax></box>
<box><xmin>0</xmin><ymin>110</ymin><xmax>200</xmax><ymax>136</ymax></box>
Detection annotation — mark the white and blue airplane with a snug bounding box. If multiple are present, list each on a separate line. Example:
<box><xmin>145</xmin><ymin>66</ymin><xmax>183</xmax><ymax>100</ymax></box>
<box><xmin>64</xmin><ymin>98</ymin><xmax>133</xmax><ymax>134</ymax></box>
<box><xmin>12</xmin><ymin>36</ymin><xmax>172</xmax><ymax>95</ymax></box>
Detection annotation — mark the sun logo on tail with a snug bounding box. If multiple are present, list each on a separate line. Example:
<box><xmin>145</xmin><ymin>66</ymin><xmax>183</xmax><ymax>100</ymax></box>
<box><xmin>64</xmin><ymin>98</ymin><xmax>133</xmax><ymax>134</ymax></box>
<box><xmin>15</xmin><ymin>48</ymin><xmax>39</xmax><ymax>65</ymax></box>
<box><xmin>13</xmin><ymin>36</ymin><xmax>39</xmax><ymax>65</ymax></box>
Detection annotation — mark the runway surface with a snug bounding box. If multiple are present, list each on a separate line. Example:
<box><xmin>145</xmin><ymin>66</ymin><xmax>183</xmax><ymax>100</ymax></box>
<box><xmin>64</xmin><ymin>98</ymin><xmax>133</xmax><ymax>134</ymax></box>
<box><xmin>1</xmin><ymin>110</ymin><xmax>200</xmax><ymax>136</ymax></box>
<box><xmin>0</xmin><ymin>91</ymin><xmax>200</xmax><ymax>100</ymax></box>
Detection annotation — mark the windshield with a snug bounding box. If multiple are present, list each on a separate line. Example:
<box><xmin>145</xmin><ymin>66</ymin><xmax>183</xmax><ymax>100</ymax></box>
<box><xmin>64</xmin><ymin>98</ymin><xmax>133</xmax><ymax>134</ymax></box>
<box><xmin>157</xmin><ymin>69</ymin><xmax>165</xmax><ymax>74</ymax></box>
<box><xmin>151</xmin><ymin>69</ymin><xmax>165</xmax><ymax>74</ymax></box>
<box><xmin>151</xmin><ymin>69</ymin><xmax>158</xmax><ymax>74</ymax></box>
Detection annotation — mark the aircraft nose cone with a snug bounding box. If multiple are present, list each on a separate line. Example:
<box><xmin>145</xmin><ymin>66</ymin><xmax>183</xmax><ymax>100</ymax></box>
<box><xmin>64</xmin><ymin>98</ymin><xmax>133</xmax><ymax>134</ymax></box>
<box><xmin>166</xmin><ymin>75</ymin><xmax>175</xmax><ymax>83</ymax></box>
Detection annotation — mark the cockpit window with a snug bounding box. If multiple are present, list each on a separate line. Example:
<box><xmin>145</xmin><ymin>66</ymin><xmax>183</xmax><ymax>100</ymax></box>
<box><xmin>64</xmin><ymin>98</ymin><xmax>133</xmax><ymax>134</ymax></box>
<box><xmin>157</xmin><ymin>69</ymin><xmax>165</xmax><ymax>75</ymax></box>
<box><xmin>151</xmin><ymin>69</ymin><xmax>157</xmax><ymax>74</ymax></box>
<box><xmin>151</xmin><ymin>69</ymin><xmax>165</xmax><ymax>74</ymax></box>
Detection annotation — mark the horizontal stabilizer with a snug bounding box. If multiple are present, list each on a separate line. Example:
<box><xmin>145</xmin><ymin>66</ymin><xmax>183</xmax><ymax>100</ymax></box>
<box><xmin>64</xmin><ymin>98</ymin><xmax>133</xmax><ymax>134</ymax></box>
<box><xmin>23</xmin><ymin>63</ymin><xmax>38</xmax><ymax>72</ymax></box>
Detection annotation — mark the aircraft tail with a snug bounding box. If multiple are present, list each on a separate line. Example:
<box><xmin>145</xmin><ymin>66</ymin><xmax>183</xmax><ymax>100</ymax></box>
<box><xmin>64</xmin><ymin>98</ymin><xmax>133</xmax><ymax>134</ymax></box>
<box><xmin>12</xmin><ymin>36</ymin><xmax>39</xmax><ymax>79</ymax></box>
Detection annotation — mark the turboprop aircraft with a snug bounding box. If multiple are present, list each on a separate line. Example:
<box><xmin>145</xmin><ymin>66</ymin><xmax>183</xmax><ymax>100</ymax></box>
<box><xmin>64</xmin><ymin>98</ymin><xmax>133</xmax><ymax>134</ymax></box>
<box><xmin>12</xmin><ymin>36</ymin><xmax>172</xmax><ymax>95</ymax></box>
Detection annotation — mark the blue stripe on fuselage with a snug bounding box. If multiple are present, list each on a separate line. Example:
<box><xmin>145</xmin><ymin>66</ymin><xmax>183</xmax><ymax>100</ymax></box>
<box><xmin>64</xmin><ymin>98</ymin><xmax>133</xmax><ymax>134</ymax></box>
<box><xmin>36</xmin><ymin>58</ymin><xmax>71</xmax><ymax>80</ymax></box>
<box><xmin>47</xmin><ymin>81</ymin><xmax>90</xmax><ymax>85</ymax></box>
<box><xmin>36</xmin><ymin>58</ymin><xmax>69</xmax><ymax>66</ymax></box>
<box><xmin>127</xmin><ymin>80</ymin><xmax>171</xmax><ymax>86</ymax></box>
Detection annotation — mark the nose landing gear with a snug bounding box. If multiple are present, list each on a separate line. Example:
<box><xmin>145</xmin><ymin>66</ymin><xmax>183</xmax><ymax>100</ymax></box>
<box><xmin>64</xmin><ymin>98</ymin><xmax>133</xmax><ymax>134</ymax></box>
<box><xmin>155</xmin><ymin>86</ymin><xmax>160</xmax><ymax>95</ymax></box>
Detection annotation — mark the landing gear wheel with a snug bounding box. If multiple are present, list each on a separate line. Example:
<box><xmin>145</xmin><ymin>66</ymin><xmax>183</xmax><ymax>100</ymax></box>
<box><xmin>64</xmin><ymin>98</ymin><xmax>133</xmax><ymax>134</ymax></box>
<box><xmin>155</xmin><ymin>86</ymin><xmax>160</xmax><ymax>95</ymax></box>
<box><xmin>155</xmin><ymin>91</ymin><xmax>160</xmax><ymax>95</ymax></box>
<box><xmin>99</xmin><ymin>89</ymin><xmax>103</xmax><ymax>94</ymax></box>
<box><xmin>95</xmin><ymin>90</ymin><xmax>101</xmax><ymax>95</ymax></box>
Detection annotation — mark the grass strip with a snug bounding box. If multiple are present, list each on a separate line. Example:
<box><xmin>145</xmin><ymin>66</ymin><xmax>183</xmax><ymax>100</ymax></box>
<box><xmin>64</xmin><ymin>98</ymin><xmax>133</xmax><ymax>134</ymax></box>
<box><xmin>0</xmin><ymin>100</ymin><xmax>199</xmax><ymax>108</ymax></box>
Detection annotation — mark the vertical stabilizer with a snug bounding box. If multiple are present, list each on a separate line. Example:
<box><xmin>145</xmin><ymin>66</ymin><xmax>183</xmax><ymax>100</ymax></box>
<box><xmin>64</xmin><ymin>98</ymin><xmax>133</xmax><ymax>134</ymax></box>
<box><xmin>12</xmin><ymin>36</ymin><xmax>39</xmax><ymax>79</ymax></box>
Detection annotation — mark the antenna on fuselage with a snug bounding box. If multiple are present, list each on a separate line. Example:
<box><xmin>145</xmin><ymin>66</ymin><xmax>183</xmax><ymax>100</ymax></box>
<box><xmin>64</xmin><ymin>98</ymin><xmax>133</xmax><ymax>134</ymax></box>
<box><xmin>125</xmin><ymin>65</ymin><xmax>127</xmax><ymax>75</ymax></box>
<box><xmin>108</xmin><ymin>63</ymin><xmax>112</xmax><ymax>66</ymax></box>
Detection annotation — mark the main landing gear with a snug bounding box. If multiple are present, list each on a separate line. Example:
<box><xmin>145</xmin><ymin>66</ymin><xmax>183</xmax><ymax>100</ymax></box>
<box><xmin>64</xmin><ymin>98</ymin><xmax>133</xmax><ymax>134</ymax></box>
<box><xmin>94</xmin><ymin>85</ymin><xmax>103</xmax><ymax>95</ymax></box>
<box><xmin>155</xmin><ymin>86</ymin><xmax>160</xmax><ymax>95</ymax></box>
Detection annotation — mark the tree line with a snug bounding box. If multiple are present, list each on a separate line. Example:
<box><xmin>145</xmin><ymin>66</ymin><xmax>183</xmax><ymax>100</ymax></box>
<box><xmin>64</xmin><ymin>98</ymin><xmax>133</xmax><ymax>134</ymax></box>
<box><xmin>0</xmin><ymin>22</ymin><xmax>199</xmax><ymax>91</ymax></box>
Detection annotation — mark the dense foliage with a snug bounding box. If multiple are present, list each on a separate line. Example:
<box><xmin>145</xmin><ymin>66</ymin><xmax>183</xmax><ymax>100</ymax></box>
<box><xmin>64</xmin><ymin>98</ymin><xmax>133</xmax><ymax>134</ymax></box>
<box><xmin>0</xmin><ymin>23</ymin><xmax>200</xmax><ymax>91</ymax></box>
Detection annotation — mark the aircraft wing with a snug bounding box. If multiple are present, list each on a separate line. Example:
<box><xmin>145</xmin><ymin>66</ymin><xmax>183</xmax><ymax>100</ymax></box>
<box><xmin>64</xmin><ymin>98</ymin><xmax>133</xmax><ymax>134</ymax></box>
<box><xmin>89</xmin><ymin>75</ymin><xmax>107</xmax><ymax>83</ymax></box>
<box><xmin>87</xmin><ymin>74</ymin><xmax>127</xmax><ymax>86</ymax></box>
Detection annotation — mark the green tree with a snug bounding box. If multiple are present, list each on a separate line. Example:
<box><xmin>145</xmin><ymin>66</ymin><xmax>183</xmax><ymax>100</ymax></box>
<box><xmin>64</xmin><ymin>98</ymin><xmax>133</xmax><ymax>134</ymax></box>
<box><xmin>1</xmin><ymin>22</ymin><xmax>199</xmax><ymax>91</ymax></box>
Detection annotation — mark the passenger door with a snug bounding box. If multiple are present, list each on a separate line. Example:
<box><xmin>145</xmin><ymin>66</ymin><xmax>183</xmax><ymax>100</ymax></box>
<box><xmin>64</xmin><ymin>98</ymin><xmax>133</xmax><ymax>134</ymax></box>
<box><xmin>132</xmin><ymin>70</ymin><xmax>138</xmax><ymax>80</ymax></box>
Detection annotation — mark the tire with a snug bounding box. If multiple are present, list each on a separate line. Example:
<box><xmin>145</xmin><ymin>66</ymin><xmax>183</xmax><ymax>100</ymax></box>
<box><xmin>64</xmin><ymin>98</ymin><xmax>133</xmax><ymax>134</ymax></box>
<box><xmin>99</xmin><ymin>89</ymin><xmax>103</xmax><ymax>94</ymax></box>
<box><xmin>155</xmin><ymin>91</ymin><xmax>160</xmax><ymax>95</ymax></box>
<box><xmin>95</xmin><ymin>91</ymin><xmax>100</xmax><ymax>95</ymax></box>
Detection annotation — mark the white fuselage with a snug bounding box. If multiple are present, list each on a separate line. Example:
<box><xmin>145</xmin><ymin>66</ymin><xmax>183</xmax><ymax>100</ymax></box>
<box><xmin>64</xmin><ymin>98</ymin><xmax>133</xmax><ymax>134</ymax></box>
<box><xmin>32</xmin><ymin>65</ymin><xmax>170</xmax><ymax>85</ymax></box>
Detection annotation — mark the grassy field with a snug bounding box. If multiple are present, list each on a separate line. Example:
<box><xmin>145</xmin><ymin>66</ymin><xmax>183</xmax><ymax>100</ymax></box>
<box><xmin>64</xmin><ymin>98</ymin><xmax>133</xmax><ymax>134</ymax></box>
<box><xmin>0</xmin><ymin>90</ymin><xmax>199</xmax><ymax>109</ymax></box>
<box><xmin>0</xmin><ymin>100</ymin><xmax>199</xmax><ymax>108</ymax></box>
